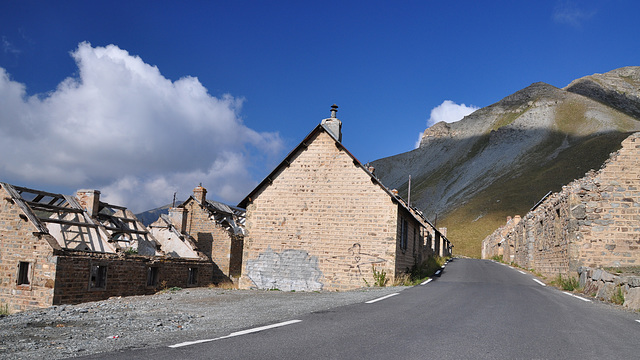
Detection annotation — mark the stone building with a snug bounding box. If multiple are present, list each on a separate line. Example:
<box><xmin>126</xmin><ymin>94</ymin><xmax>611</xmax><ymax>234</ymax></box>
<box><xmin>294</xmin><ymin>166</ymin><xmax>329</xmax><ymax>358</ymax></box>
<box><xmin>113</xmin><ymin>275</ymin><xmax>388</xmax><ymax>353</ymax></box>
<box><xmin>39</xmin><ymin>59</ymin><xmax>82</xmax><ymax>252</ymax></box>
<box><xmin>238</xmin><ymin>106</ymin><xmax>445</xmax><ymax>291</ymax></box>
<box><xmin>482</xmin><ymin>132</ymin><xmax>640</xmax><ymax>276</ymax></box>
<box><xmin>0</xmin><ymin>183</ymin><xmax>214</xmax><ymax>313</ymax></box>
<box><xmin>151</xmin><ymin>185</ymin><xmax>245</xmax><ymax>281</ymax></box>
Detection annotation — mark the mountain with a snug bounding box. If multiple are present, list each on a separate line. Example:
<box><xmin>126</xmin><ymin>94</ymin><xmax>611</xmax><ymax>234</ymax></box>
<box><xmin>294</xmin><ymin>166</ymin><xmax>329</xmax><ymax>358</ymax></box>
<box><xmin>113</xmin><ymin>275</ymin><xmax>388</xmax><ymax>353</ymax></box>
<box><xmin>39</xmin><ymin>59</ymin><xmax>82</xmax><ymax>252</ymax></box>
<box><xmin>135</xmin><ymin>201</ymin><xmax>183</xmax><ymax>226</ymax></box>
<box><xmin>371</xmin><ymin>67</ymin><xmax>640</xmax><ymax>258</ymax></box>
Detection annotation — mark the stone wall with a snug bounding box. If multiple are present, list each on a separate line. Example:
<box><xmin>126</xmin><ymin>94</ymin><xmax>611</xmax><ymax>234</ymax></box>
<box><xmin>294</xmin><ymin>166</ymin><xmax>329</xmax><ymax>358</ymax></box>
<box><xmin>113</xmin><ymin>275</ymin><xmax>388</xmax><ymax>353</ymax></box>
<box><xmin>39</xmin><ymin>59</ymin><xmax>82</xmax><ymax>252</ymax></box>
<box><xmin>578</xmin><ymin>267</ymin><xmax>640</xmax><ymax>310</ymax></box>
<box><xmin>52</xmin><ymin>252</ymin><xmax>215</xmax><ymax>305</ymax></box>
<box><xmin>395</xmin><ymin>207</ymin><xmax>426</xmax><ymax>274</ymax></box>
<box><xmin>239</xmin><ymin>130</ymin><xmax>423</xmax><ymax>291</ymax></box>
<box><xmin>184</xmin><ymin>200</ymin><xmax>242</xmax><ymax>279</ymax></box>
<box><xmin>0</xmin><ymin>188</ymin><xmax>59</xmax><ymax>312</ymax></box>
<box><xmin>482</xmin><ymin>216</ymin><xmax>520</xmax><ymax>260</ymax></box>
<box><xmin>482</xmin><ymin>132</ymin><xmax>640</xmax><ymax>277</ymax></box>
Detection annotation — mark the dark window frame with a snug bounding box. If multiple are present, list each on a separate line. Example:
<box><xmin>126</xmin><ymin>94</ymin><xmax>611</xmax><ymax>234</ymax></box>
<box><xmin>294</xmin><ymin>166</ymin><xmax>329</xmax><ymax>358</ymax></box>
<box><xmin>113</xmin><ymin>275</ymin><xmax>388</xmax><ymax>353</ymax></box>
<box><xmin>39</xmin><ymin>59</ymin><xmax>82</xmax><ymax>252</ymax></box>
<box><xmin>89</xmin><ymin>264</ymin><xmax>107</xmax><ymax>290</ymax></box>
<box><xmin>17</xmin><ymin>261</ymin><xmax>31</xmax><ymax>286</ymax></box>
<box><xmin>147</xmin><ymin>266</ymin><xmax>159</xmax><ymax>287</ymax></box>
<box><xmin>187</xmin><ymin>267</ymin><xmax>198</xmax><ymax>286</ymax></box>
<box><xmin>401</xmin><ymin>218</ymin><xmax>409</xmax><ymax>252</ymax></box>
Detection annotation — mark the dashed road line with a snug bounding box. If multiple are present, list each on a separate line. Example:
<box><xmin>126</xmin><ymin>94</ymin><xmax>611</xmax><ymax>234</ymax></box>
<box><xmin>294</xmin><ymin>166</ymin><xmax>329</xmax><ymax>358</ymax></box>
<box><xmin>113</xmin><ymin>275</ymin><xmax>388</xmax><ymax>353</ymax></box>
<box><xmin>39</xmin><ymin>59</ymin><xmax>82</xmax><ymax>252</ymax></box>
<box><xmin>421</xmin><ymin>278</ymin><xmax>433</xmax><ymax>285</ymax></box>
<box><xmin>518</xmin><ymin>270</ymin><xmax>526</xmax><ymax>275</ymax></box>
<box><xmin>533</xmin><ymin>279</ymin><xmax>546</xmax><ymax>286</ymax></box>
<box><xmin>434</xmin><ymin>270</ymin><xmax>442</xmax><ymax>276</ymax></box>
<box><xmin>365</xmin><ymin>293</ymin><xmax>400</xmax><ymax>304</ymax></box>
<box><xmin>636</xmin><ymin>320</ymin><xmax>640</xmax><ymax>324</ymax></box>
<box><xmin>562</xmin><ymin>291</ymin><xmax>591</xmax><ymax>302</ymax></box>
<box><xmin>168</xmin><ymin>320</ymin><xmax>302</xmax><ymax>348</ymax></box>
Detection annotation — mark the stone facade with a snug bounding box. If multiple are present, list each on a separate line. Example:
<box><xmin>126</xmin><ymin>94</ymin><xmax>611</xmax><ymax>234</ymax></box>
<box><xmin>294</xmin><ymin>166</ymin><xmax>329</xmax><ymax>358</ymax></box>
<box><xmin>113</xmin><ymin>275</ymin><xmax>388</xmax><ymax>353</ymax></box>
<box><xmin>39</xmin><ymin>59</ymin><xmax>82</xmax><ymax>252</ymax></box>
<box><xmin>0</xmin><ymin>183</ymin><xmax>216</xmax><ymax>313</ymax></box>
<box><xmin>482</xmin><ymin>132</ymin><xmax>640</xmax><ymax>277</ymax></box>
<box><xmin>0</xmin><ymin>187</ymin><xmax>59</xmax><ymax>312</ymax></box>
<box><xmin>238</xmin><ymin>111</ymin><xmax>439</xmax><ymax>291</ymax></box>
<box><xmin>180</xmin><ymin>185</ymin><xmax>244</xmax><ymax>279</ymax></box>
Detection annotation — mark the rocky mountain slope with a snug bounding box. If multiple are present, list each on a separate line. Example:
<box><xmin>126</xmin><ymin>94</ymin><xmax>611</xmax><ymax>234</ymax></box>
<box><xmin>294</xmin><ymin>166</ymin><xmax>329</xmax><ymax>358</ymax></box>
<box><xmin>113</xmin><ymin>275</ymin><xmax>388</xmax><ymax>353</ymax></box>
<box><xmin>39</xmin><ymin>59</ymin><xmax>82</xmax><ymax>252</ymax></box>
<box><xmin>371</xmin><ymin>67</ymin><xmax>640</xmax><ymax>257</ymax></box>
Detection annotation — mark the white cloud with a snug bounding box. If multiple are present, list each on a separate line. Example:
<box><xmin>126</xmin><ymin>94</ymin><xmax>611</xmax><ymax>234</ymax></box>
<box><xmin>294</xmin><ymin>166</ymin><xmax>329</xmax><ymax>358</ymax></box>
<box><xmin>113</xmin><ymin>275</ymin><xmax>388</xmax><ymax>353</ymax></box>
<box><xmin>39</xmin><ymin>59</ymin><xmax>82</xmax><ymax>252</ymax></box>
<box><xmin>414</xmin><ymin>132</ymin><xmax>424</xmax><ymax>149</ymax></box>
<box><xmin>0</xmin><ymin>42</ymin><xmax>283</xmax><ymax>212</ymax></box>
<box><xmin>553</xmin><ymin>1</ymin><xmax>596</xmax><ymax>27</ymax></box>
<box><xmin>426</xmin><ymin>100</ymin><xmax>478</xmax><ymax>127</ymax></box>
<box><xmin>416</xmin><ymin>100</ymin><xmax>478</xmax><ymax>149</ymax></box>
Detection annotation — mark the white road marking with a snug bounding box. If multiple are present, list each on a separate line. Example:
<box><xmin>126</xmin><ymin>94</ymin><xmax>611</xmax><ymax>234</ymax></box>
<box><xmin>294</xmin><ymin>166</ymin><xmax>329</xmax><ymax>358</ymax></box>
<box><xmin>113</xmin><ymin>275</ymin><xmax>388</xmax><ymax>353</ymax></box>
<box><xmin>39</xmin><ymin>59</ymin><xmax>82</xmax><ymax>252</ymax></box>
<box><xmin>365</xmin><ymin>293</ymin><xmax>400</xmax><ymax>304</ymax></box>
<box><xmin>562</xmin><ymin>291</ymin><xmax>591</xmax><ymax>302</ymax></box>
<box><xmin>518</xmin><ymin>270</ymin><xmax>526</xmax><ymax>275</ymax></box>
<box><xmin>533</xmin><ymin>279</ymin><xmax>546</xmax><ymax>286</ymax></box>
<box><xmin>435</xmin><ymin>270</ymin><xmax>442</xmax><ymax>276</ymax></box>
<box><xmin>421</xmin><ymin>278</ymin><xmax>433</xmax><ymax>285</ymax></box>
<box><xmin>168</xmin><ymin>319</ymin><xmax>302</xmax><ymax>348</ymax></box>
<box><xmin>636</xmin><ymin>320</ymin><xmax>640</xmax><ymax>324</ymax></box>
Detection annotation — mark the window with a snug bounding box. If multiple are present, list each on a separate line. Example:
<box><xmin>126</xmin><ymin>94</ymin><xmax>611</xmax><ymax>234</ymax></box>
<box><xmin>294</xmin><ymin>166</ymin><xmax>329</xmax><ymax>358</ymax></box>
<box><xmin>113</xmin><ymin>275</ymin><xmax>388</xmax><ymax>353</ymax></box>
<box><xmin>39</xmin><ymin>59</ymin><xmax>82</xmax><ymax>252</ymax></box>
<box><xmin>147</xmin><ymin>267</ymin><xmax>159</xmax><ymax>287</ymax></box>
<box><xmin>90</xmin><ymin>265</ymin><xmax>107</xmax><ymax>289</ymax></box>
<box><xmin>17</xmin><ymin>262</ymin><xmax>30</xmax><ymax>285</ymax></box>
<box><xmin>188</xmin><ymin>267</ymin><xmax>198</xmax><ymax>285</ymax></box>
<box><xmin>401</xmin><ymin>218</ymin><xmax>408</xmax><ymax>251</ymax></box>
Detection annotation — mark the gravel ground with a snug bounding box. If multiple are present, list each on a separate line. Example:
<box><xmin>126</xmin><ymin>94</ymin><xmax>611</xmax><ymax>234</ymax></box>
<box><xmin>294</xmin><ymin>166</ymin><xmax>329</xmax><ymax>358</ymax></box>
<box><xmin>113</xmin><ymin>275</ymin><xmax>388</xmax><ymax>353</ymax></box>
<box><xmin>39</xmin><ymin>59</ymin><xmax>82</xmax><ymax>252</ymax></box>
<box><xmin>0</xmin><ymin>286</ymin><xmax>407</xmax><ymax>359</ymax></box>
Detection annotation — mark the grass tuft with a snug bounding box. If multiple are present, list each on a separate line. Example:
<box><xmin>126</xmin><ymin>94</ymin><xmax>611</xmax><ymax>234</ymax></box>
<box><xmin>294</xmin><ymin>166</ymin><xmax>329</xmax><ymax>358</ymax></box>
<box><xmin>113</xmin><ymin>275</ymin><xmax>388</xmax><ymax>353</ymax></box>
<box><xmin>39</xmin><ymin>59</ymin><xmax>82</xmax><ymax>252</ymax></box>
<box><xmin>612</xmin><ymin>286</ymin><xmax>625</xmax><ymax>305</ymax></box>
<box><xmin>372</xmin><ymin>266</ymin><xmax>389</xmax><ymax>287</ymax></box>
<box><xmin>551</xmin><ymin>274</ymin><xmax>581</xmax><ymax>291</ymax></box>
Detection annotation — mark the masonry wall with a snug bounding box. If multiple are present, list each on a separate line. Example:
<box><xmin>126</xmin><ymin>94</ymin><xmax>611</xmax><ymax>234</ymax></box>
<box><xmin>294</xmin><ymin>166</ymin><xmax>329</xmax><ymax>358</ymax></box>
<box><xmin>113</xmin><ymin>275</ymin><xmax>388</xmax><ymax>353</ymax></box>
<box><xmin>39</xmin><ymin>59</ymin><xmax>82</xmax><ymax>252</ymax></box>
<box><xmin>52</xmin><ymin>252</ymin><xmax>215</xmax><ymax>305</ymax></box>
<box><xmin>239</xmin><ymin>131</ymin><xmax>404</xmax><ymax>291</ymax></box>
<box><xmin>0</xmin><ymin>188</ymin><xmax>59</xmax><ymax>312</ymax></box>
<box><xmin>184</xmin><ymin>201</ymin><xmax>242</xmax><ymax>278</ymax></box>
<box><xmin>483</xmin><ymin>132</ymin><xmax>640</xmax><ymax>277</ymax></box>
<box><xmin>395</xmin><ymin>208</ymin><xmax>426</xmax><ymax>274</ymax></box>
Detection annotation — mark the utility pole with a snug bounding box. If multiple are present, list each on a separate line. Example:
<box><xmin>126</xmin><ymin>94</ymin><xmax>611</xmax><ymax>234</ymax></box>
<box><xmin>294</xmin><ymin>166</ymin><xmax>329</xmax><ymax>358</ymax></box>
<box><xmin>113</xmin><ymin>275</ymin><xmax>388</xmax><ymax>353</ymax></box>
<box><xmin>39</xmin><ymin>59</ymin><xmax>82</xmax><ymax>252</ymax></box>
<box><xmin>408</xmin><ymin>175</ymin><xmax>411</xmax><ymax>207</ymax></box>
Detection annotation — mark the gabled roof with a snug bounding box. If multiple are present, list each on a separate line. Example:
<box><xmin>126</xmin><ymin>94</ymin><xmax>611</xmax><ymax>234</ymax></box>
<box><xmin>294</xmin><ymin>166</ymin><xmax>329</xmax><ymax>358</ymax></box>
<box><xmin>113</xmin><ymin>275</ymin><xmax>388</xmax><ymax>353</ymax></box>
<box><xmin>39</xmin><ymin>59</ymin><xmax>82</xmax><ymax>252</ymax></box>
<box><xmin>238</xmin><ymin>124</ymin><xmax>425</xmax><ymax>226</ymax></box>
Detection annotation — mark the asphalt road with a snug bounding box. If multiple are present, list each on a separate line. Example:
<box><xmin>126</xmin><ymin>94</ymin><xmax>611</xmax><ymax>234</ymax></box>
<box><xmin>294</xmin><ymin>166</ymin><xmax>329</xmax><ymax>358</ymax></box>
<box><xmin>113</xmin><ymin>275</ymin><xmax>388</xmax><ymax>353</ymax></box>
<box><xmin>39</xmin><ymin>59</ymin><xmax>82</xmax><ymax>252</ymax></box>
<box><xmin>82</xmin><ymin>258</ymin><xmax>640</xmax><ymax>359</ymax></box>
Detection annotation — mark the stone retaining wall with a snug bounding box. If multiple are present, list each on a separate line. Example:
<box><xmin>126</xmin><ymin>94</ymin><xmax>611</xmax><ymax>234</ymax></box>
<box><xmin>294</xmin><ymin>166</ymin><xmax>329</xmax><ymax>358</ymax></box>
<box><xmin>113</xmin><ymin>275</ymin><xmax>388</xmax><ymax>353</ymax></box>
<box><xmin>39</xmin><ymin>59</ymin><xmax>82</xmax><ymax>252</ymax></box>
<box><xmin>482</xmin><ymin>132</ymin><xmax>640</xmax><ymax>277</ymax></box>
<box><xmin>578</xmin><ymin>267</ymin><xmax>640</xmax><ymax>310</ymax></box>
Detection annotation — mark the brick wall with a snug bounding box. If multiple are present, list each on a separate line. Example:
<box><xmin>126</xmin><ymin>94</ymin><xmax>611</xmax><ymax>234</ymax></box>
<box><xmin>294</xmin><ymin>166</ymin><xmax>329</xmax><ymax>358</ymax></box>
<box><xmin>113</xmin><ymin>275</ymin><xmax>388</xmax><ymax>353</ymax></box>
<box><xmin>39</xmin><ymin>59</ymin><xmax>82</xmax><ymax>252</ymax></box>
<box><xmin>0</xmin><ymin>186</ymin><xmax>58</xmax><ymax>312</ymax></box>
<box><xmin>52</xmin><ymin>252</ymin><xmax>215</xmax><ymax>305</ymax></box>
<box><xmin>482</xmin><ymin>132</ymin><xmax>640</xmax><ymax>277</ymax></box>
<box><xmin>239</xmin><ymin>130</ymin><xmax>411</xmax><ymax>291</ymax></box>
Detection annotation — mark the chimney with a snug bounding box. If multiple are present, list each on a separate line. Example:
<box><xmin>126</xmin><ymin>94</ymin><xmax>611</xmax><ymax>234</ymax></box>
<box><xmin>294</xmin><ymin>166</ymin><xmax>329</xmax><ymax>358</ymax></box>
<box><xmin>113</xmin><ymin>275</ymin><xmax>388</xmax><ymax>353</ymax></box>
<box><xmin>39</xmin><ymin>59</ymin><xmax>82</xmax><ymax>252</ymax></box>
<box><xmin>439</xmin><ymin>227</ymin><xmax>447</xmax><ymax>237</ymax></box>
<box><xmin>321</xmin><ymin>104</ymin><xmax>342</xmax><ymax>142</ymax></box>
<box><xmin>76</xmin><ymin>189</ymin><xmax>101</xmax><ymax>217</ymax></box>
<box><xmin>391</xmin><ymin>189</ymin><xmax>399</xmax><ymax>196</ymax></box>
<box><xmin>367</xmin><ymin>166</ymin><xmax>376</xmax><ymax>176</ymax></box>
<box><xmin>168</xmin><ymin>207</ymin><xmax>188</xmax><ymax>233</ymax></box>
<box><xmin>193</xmin><ymin>184</ymin><xmax>207</xmax><ymax>203</ymax></box>
<box><xmin>513</xmin><ymin>215</ymin><xmax>521</xmax><ymax>224</ymax></box>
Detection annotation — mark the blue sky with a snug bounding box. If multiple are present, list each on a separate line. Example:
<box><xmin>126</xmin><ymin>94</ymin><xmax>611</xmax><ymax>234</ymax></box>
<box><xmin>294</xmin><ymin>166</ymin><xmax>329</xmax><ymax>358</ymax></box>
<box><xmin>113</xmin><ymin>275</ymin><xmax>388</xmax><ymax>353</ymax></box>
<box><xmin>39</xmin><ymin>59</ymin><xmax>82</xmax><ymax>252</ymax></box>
<box><xmin>1</xmin><ymin>0</ymin><xmax>638</xmax><ymax>211</ymax></box>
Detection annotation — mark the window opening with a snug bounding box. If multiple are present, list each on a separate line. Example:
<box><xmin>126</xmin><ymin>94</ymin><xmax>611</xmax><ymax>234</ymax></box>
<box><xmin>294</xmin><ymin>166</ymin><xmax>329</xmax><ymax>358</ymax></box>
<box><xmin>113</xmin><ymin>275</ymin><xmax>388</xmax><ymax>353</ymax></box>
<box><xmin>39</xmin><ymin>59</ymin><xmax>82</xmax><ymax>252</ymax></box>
<box><xmin>401</xmin><ymin>218</ymin><xmax>408</xmax><ymax>251</ymax></box>
<box><xmin>188</xmin><ymin>267</ymin><xmax>198</xmax><ymax>285</ymax></box>
<box><xmin>90</xmin><ymin>265</ymin><xmax>107</xmax><ymax>289</ymax></box>
<box><xmin>147</xmin><ymin>267</ymin><xmax>159</xmax><ymax>287</ymax></box>
<box><xmin>17</xmin><ymin>262</ymin><xmax>30</xmax><ymax>285</ymax></box>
